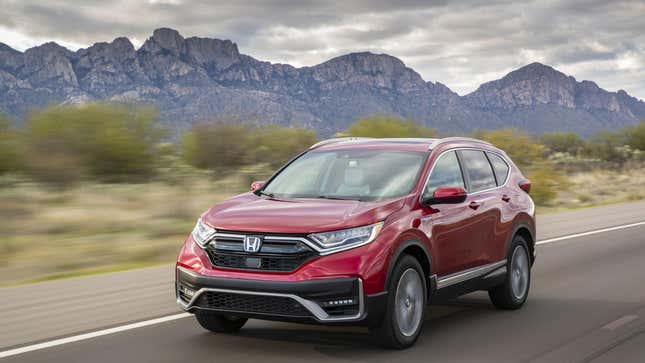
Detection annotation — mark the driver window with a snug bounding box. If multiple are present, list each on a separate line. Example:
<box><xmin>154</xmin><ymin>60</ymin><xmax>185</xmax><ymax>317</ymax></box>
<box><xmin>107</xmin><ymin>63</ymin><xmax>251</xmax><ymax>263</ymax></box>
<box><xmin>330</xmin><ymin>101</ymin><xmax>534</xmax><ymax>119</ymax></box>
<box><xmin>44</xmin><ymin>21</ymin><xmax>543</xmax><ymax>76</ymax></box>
<box><xmin>423</xmin><ymin>151</ymin><xmax>465</xmax><ymax>198</ymax></box>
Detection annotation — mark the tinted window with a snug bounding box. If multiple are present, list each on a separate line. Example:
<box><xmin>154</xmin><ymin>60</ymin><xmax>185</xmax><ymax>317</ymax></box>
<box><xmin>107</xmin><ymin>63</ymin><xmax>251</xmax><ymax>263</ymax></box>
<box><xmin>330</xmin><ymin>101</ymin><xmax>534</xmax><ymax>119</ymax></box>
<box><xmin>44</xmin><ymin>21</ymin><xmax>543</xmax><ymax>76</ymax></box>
<box><xmin>423</xmin><ymin>151</ymin><xmax>465</xmax><ymax>198</ymax></box>
<box><xmin>487</xmin><ymin>152</ymin><xmax>510</xmax><ymax>185</ymax></box>
<box><xmin>459</xmin><ymin>150</ymin><xmax>496</xmax><ymax>192</ymax></box>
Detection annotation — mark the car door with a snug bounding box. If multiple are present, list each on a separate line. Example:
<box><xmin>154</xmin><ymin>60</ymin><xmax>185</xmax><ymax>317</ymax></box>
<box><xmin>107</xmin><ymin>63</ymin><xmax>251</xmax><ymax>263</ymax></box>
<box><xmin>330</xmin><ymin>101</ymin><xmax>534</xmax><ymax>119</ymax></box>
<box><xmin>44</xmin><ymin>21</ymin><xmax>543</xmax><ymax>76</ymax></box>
<box><xmin>419</xmin><ymin>150</ymin><xmax>480</xmax><ymax>276</ymax></box>
<box><xmin>456</xmin><ymin>149</ymin><xmax>502</xmax><ymax>266</ymax></box>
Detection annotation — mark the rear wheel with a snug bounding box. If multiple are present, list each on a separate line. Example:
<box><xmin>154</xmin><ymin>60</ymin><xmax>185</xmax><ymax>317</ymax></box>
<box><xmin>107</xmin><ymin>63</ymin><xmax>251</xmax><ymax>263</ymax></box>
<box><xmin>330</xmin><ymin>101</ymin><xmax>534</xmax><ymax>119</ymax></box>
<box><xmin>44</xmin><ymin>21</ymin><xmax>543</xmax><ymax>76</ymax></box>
<box><xmin>370</xmin><ymin>255</ymin><xmax>427</xmax><ymax>349</ymax></box>
<box><xmin>488</xmin><ymin>235</ymin><xmax>531</xmax><ymax>310</ymax></box>
<box><xmin>195</xmin><ymin>311</ymin><xmax>248</xmax><ymax>333</ymax></box>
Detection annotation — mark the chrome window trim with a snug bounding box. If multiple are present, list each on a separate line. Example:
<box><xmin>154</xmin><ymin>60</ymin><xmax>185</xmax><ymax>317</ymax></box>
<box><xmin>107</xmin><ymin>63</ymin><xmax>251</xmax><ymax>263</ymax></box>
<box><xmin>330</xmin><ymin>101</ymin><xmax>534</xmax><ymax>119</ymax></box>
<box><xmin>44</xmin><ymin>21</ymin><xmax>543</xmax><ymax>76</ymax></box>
<box><xmin>419</xmin><ymin>147</ymin><xmax>511</xmax><ymax>203</ymax></box>
<box><xmin>436</xmin><ymin>259</ymin><xmax>507</xmax><ymax>289</ymax></box>
<box><xmin>176</xmin><ymin>266</ymin><xmax>365</xmax><ymax>322</ymax></box>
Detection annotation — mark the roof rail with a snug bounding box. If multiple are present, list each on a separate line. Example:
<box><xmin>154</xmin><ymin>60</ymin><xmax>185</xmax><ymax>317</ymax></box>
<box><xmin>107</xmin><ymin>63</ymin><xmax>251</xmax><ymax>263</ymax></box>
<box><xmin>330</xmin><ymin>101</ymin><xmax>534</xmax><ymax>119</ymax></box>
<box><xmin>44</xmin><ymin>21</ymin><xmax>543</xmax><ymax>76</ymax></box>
<box><xmin>309</xmin><ymin>137</ymin><xmax>372</xmax><ymax>149</ymax></box>
<box><xmin>428</xmin><ymin>137</ymin><xmax>492</xmax><ymax>150</ymax></box>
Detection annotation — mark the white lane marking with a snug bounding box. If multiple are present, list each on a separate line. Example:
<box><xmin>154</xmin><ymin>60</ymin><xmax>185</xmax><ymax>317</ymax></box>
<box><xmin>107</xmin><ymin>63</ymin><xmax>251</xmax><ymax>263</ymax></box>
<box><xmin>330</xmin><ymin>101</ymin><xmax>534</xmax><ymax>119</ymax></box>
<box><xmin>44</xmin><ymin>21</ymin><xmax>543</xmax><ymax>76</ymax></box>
<box><xmin>0</xmin><ymin>313</ymin><xmax>190</xmax><ymax>359</ymax></box>
<box><xmin>602</xmin><ymin>315</ymin><xmax>639</xmax><ymax>331</ymax></box>
<box><xmin>3</xmin><ymin>220</ymin><xmax>645</xmax><ymax>358</ymax></box>
<box><xmin>537</xmin><ymin>221</ymin><xmax>645</xmax><ymax>246</ymax></box>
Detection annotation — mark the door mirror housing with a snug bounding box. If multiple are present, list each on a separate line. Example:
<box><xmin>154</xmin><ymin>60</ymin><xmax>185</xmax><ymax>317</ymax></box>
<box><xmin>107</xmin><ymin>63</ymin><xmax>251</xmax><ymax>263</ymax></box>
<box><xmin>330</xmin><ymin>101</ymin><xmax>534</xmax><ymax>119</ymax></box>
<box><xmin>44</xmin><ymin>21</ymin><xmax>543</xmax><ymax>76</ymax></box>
<box><xmin>250</xmin><ymin>181</ymin><xmax>265</xmax><ymax>192</ymax></box>
<box><xmin>423</xmin><ymin>186</ymin><xmax>467</xmax><ymax>205</ymax></box>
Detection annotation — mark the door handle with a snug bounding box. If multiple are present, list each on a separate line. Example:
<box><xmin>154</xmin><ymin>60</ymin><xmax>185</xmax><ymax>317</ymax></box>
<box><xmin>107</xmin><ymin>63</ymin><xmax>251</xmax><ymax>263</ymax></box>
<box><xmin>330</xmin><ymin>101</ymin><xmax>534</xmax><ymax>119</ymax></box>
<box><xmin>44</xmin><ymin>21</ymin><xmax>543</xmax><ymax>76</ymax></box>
<box><xmin>468</xmin><ymin>201</ymin><xmax>480</xmax><ymax>210</ymax></box>
<box><xmin>502</xmin><ymin>195</ymin><xmax>511</xmax><ymax>202</ymax></box>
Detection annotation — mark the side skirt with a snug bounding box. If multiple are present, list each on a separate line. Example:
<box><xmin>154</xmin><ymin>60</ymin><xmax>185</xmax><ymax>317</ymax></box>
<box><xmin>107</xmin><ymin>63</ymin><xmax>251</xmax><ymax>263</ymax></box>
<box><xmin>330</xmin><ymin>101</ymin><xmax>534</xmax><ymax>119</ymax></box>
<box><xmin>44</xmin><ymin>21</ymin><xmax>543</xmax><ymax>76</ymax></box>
<box><xmin>430</xmin><ymin>260</ymin><xmax>507</xmax><ymax>303</ymax></box>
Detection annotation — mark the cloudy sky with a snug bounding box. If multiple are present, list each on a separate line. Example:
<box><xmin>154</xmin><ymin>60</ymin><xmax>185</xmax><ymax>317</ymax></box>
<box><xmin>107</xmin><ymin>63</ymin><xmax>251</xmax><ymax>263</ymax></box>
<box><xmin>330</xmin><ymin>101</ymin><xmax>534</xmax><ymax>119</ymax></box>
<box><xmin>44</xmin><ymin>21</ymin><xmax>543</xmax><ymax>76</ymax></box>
<box><xmin>1</xmin><ymin>0</ymin><xmax>643</xmax><ymax>98</ymax></box>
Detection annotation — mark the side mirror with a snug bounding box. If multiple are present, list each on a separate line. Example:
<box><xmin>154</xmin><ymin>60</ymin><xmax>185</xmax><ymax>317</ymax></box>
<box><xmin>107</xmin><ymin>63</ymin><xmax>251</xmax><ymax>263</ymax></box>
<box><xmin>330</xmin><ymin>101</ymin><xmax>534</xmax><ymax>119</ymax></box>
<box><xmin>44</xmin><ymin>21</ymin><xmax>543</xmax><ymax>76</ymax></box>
<box><xmin>250</xmin><ymin>181</ymin><xmax>265</xmax><ymax>192</ymax></box>
<box><xmin>423</xmin><ymin>186</ymin><xmax>467</xmax><ymax>205</ymax></box>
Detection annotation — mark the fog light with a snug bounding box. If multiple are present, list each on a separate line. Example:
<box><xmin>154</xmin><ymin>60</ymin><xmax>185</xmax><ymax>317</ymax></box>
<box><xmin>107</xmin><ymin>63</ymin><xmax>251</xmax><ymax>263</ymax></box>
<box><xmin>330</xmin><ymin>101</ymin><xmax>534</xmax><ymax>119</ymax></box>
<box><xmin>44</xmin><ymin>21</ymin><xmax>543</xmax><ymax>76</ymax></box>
<box><xmin>179</xmin><ymin>285</ymin><xmax>196</xmax><ymax>299</ymax></box>
<box><xmin>320</xmin><ymin>298</ymin><xmax>355</xmax><ymax>307</ymax></box>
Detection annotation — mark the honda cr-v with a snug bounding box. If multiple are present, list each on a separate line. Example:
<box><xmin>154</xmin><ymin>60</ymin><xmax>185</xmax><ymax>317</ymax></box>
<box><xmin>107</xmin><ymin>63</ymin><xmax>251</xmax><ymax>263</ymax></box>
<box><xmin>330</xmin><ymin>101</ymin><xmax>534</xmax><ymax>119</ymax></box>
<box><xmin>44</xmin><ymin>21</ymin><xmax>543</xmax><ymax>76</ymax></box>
<box><xmin>176</xmin><ymin>137</ymin><xmax>536</xmax><ymax>348</ymax></box>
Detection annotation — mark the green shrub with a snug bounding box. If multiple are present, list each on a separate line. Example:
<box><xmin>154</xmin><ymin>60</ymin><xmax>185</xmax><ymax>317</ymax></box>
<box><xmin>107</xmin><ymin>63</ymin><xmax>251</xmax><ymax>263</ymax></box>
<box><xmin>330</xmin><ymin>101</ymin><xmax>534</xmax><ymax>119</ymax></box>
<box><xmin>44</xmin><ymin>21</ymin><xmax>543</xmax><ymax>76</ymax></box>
<box><xmin>251</xmin><ymin>125</ymin><xmax>317</xmax><ymax>167</ymax></box>
<box><xmin>473</xmin><ymin>128</ymin><xmax>546</xmax><ymax>169</ymax></box>
<box><xmin>344</xmin><ymin>114</ymin><xmax>437</xmax><ymax>138</ymax></box>
<box><xmin>24</xmin><ymin>104</ymin><xmax>163</xmax><ymax>183</ymax></box>
<box><xmin>0</xmin><ymin>116</ymin><xmax>22</xmax><ymax>175</ymax></box>
<box><xmin>624</xmin><ymin>121</ymin><xmax>645</xmax><ymax>152</ymax></box>
<box><xmin>526</xmin><ymin>163</ymin><xmax>568</xmax><ymax>206</ymax></box>
<box><xmin>182</xmin><ymin>122</ymin><xmax>253</xmax><ymax>170</ymax></box>
<box><xmin>541</xmin><ymin>131</ymin><xmax>586</xmax><ymax>155</ymax></box>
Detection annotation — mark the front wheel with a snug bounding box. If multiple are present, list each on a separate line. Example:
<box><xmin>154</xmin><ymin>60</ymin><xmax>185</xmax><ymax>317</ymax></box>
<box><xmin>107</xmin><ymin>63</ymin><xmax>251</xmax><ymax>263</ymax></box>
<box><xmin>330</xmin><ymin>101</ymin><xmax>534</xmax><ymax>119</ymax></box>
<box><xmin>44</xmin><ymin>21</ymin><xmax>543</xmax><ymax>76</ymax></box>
<box><xmin>488</xmin><ymin>236</ymin><xmax>531</xmax><ymax>310</ymax></box>
<box><xmin>370</xmin><ymin>255</ymin><xmax>427</xmax><ymax>349</ymax></box>
<box><xmin>195</xmin><ymin>311</ymin><xmax>248</xmax><ymax>333</ymax></box>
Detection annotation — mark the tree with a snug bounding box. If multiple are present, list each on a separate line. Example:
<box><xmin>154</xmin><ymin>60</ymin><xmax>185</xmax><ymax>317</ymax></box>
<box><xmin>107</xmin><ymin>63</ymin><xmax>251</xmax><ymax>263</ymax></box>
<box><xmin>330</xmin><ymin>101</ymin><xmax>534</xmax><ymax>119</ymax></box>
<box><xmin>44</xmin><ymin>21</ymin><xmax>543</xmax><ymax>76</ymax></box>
<box><xmin>344</xmin><ymin>114</ymin><xmax>437</xmax><ymax>138</ymax></box>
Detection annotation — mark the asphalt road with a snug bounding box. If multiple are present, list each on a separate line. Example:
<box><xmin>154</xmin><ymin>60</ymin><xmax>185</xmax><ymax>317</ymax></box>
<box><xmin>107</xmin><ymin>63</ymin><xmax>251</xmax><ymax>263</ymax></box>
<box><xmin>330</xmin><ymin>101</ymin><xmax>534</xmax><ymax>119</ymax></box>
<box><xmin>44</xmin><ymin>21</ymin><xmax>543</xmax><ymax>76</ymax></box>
<box><xmin>2</xmin><ymin>201</ymin><xmax>645</xmax><ymax>362</ymax></box>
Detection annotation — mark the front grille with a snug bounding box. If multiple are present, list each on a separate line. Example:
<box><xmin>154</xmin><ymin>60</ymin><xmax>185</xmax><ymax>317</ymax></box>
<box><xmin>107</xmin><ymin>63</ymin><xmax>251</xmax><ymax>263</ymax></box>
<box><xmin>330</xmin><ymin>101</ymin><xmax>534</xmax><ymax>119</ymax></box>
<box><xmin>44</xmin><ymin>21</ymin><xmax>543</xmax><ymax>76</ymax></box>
<box><xmin>206</xmin><ymin>234</ymin><xmax>318</xmax><ymax>272</ymax></box>
<box><xmin>195</xmin><ymin>291</ymin><xmax>311</xmax><ymax>317</ymax></box>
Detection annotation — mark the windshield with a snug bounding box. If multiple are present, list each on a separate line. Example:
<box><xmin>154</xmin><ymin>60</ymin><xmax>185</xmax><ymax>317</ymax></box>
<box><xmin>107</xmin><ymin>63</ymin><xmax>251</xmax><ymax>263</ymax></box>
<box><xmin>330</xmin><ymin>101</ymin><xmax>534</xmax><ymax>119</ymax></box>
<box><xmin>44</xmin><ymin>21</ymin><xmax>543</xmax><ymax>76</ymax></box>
<box><xmin>261</xmin><ymin>150</ymin><xmax>427</xmax><ymax>201</ymax></box>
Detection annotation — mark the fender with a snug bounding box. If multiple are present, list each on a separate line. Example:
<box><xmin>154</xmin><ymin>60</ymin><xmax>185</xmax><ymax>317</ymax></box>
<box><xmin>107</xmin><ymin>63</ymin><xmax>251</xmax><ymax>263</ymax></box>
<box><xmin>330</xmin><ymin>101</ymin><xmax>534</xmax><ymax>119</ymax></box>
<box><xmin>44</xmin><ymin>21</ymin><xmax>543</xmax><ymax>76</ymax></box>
<box><xmin>505</xmin><ymin>219</ymin><xmax>536</xmax><ymax>264</ymax></box>
<box><xmin>384</xmin><ymin>238</ymin><xmax>433</xmax><ymax>292</ymax></box>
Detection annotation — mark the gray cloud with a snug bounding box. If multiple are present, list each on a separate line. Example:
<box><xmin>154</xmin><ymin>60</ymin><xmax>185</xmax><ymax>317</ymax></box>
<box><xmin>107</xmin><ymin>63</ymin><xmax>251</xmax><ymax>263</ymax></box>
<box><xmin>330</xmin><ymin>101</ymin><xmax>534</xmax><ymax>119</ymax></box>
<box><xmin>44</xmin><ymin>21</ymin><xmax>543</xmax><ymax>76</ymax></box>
<box><xmin>0</xmin><ymin>0</ymin><xmax>643</xmax><ymax>98</ymax></box>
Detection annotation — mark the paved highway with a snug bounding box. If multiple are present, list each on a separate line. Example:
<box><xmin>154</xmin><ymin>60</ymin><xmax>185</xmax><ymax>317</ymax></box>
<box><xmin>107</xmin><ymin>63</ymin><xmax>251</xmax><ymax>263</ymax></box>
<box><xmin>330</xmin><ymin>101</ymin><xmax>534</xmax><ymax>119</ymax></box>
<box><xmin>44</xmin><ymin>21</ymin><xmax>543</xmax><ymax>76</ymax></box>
<box><xmin>2</xmin><ymin>201</ymin><xmax>645</xmax><ymax>362</ymax></box>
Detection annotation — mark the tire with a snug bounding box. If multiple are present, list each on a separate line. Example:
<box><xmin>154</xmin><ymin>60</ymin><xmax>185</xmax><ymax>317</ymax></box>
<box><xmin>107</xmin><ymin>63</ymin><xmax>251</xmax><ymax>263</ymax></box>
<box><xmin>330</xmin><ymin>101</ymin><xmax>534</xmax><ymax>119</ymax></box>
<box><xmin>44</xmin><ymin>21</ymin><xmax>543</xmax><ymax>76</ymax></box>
<box><xmin>370</xmin><ymin>254</ymin><xmax>427</xmax><ymax>349</ymax></box>
<box><xmin>488</xmin><ymin>235</ymin><xmax>531</xmax><ymax>310</ymax></box>
<box><xmin>195</xmin><ymin>311</ymin><xmax>248</xmax><ymax>333</ymax></box>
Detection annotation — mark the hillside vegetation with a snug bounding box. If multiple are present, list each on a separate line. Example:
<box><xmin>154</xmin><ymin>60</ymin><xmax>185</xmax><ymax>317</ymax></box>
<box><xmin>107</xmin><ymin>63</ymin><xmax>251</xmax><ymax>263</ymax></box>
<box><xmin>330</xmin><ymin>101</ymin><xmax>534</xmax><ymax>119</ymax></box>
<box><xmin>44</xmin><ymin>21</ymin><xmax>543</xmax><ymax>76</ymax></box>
<box><xmin>1</xmin><ymin>105</ymin><xmax>644</xmax><ymax>285</ymax></box>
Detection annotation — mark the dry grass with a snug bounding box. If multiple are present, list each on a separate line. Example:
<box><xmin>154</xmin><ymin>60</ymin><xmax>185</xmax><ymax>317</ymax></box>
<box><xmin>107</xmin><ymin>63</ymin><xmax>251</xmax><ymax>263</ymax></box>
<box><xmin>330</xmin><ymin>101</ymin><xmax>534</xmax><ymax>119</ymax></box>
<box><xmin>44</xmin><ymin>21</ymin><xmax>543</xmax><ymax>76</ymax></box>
<box><xmin>0</xmin><ymin>175</ymin><xmax>249</xmax><ymax>286</ymax></box>
<box><xmin>539</xmin><ymin>165</ymin><xmax>645</xmax><ymax>213</ymax></box>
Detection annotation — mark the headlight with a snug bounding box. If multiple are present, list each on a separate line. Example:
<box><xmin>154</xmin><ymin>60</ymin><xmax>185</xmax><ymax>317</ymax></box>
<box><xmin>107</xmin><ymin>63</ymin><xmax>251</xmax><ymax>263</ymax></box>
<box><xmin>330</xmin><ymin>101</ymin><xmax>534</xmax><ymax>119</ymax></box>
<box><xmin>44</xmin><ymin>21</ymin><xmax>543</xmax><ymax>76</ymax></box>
<box><xmin>192</xmin><ymin>218</ymin><xmax>216</xmax><ymax>248</ymax></box>
<box><xmin>309</xmin><ymin>222</ymin><xmax>384</xmax><ymax>254</ymax></box>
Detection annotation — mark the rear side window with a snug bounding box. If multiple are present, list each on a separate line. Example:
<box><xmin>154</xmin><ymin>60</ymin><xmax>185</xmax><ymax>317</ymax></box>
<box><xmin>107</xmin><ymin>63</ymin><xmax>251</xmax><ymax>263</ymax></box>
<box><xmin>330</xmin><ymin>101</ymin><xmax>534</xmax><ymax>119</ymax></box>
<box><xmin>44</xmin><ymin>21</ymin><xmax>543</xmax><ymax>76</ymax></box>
<box><xmin>459</xmin><ymin>150</ymin><xmax>497</xmax><ymax>192</ymax></box>
<box><xmin>487</xmin><ymin>152</ymin><xmax>510</xmax><ymax>186</ymax></box>
<box><xmin>423</xmin><ymin>151</ymin><xmax>465</xmax><ymax>198</ymax></box>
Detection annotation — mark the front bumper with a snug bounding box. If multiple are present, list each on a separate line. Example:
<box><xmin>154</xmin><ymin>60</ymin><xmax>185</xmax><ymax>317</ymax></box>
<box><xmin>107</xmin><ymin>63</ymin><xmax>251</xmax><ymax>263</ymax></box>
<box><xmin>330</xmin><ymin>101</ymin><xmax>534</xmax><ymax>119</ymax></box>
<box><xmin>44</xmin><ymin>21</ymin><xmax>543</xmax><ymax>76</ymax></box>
<box><xmin>176</xmin><ymin>266</ymin><xmax>386</xmax><ymax>325</ymax></box>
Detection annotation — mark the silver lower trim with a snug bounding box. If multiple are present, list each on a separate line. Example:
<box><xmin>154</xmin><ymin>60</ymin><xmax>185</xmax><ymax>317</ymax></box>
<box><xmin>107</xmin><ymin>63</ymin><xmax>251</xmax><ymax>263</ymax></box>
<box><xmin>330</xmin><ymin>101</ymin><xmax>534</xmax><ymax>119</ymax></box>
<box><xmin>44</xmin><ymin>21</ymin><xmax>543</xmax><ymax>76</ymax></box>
<box><xmin>436</xmin><ymin>259</ymin><xmax>507</xmax><ymax>289</ymax></box>
<box><xmin>176</xmin><ymin>267</ymin><xmax>364</xmax><ymax>322</ymax></box>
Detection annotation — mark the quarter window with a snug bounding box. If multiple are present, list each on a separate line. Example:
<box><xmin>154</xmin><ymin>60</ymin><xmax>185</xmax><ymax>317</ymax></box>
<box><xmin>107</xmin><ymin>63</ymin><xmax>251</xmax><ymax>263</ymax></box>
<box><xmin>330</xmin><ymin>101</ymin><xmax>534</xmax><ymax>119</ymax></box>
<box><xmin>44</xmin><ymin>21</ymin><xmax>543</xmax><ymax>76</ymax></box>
<box><xmin>423</xmin><ymin>151</ymin><xmax>465</xmax><ymax>198</ymax></box>
<box><xmin>459</xmin><ymin>150</ymin><xmax>497</xmax><ymax>192</ymax></box>
<box><xmin>487</xmin><ymin>152</ymin><xmax>510</xmax><ymax>186</ymax></box>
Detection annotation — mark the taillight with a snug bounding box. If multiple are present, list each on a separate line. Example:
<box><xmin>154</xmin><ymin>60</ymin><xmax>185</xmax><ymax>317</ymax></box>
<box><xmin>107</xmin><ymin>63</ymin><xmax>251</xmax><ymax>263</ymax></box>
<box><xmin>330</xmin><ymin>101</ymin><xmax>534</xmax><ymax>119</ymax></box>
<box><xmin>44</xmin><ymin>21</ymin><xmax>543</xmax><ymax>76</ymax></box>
<box><xmin>519</xmin><ymin>179</ymin><xmax>531</xmax><ymax>194</ymax></box>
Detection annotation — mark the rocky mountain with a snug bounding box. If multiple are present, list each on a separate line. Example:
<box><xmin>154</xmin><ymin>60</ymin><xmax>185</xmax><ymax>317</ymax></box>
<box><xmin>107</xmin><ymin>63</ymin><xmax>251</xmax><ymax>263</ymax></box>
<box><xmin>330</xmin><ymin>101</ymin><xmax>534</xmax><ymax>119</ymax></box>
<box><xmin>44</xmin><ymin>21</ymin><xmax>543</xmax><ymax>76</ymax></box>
<box><xmin>1</xmin><ymin>28</ymin><xmax>643</xmax><ymax>136</ymax></box>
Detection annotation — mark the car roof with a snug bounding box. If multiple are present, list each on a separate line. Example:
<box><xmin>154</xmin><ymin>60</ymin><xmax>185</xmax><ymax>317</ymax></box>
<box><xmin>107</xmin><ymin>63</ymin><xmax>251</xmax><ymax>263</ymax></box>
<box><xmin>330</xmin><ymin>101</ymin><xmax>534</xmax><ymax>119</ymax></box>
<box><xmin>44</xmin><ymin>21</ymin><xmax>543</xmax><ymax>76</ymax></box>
<box><xmin>309</xmin><ymin>137</ymin><xmax>492</xmax><ymax>152</ymax></box>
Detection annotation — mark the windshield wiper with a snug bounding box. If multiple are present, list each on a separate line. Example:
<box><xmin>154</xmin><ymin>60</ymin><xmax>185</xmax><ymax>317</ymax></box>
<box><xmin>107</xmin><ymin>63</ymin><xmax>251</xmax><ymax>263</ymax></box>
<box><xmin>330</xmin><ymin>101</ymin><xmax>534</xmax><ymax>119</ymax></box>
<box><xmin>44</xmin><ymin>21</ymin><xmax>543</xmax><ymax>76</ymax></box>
<box><xmin>256</xmin><ymin>190</ymin><xmax>275</xmax><ymax>198</ymax></box>
<box><xmin>315</xmin><ymin>195</ymin><xmax>362</xmax><ymax>201</ymax></box>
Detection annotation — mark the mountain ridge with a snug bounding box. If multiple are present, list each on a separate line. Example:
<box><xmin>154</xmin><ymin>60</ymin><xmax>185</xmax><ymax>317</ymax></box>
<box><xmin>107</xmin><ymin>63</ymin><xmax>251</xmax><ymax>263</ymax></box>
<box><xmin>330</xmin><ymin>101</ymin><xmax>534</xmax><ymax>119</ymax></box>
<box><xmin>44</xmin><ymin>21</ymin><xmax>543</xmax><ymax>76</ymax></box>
<box><xmin>1</xmin><ymin>27</ymin><xmax>643</xmax><ymax>136</ymax></box>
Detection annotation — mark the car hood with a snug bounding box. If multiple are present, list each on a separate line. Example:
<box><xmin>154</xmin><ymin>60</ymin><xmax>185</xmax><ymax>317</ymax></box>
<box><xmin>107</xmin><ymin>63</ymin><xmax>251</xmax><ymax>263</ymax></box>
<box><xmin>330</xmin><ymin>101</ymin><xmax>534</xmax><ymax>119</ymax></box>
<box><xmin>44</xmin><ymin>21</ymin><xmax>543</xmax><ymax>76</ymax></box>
<box><xmin>201</xmin><ymin>192</ymin><xmax>406</xmax><ymax>234</ymax></box>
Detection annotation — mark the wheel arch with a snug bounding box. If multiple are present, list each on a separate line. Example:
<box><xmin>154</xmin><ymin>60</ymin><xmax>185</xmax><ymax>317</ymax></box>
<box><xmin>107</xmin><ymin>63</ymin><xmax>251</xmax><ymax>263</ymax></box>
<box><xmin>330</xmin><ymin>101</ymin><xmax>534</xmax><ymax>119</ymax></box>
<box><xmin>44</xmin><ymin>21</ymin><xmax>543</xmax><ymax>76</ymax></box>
<box><xmin>385</xmin><ymin>237</ymin><xmax>433</xmax><ymax>292</ymax></box>
<box><xmin>509</xmin><ymin>223</ymin><xmax>536</xmax><ymax>264</ymax></box>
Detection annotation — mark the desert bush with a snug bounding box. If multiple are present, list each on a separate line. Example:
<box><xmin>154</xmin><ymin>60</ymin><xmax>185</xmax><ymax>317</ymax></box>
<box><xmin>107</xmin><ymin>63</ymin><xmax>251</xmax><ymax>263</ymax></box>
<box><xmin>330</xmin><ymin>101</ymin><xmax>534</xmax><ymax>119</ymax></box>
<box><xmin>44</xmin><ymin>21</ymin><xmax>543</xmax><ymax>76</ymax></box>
<box><xmin>0</xmin><ymin>116</ymin><xmax>22</xmax><ymax>175</ymax></box>
<box><xmin>23</xmin><ymin>104</ymin><xmax>163</xmax><ymax>183</ymax></box>
<box><xmin>624</xmin><ymin>121</ymin><xmax>645</xmax><ymax>152</ymax></box>
<box><xmin>526</xmin><ymin>163</ymin><xmax>568</xmax><ymax>206</ymax></box>
<box><xmin>473</xmin><ymin>128</ymin><xmax>546</xmax><ymax>169</ymax></box>
<box><xmin>251</xmin><ymin>125</ymin><xmax>317</xmax><ymax>167</ymax></box>
<box><xmin>182</xmin><ymin>122</ymin><xmax>253</xmax><ymax>170</ymax></box>
<box><xmin>344</xmin><ymin>114</ymin><xmax>437</xmax><ymax>138</ymax></box>
<box><xmin>586</xmin><ymin>130</ymin><xmax>629</xmax><ymax>164</ymax></box>
<box><xmin>541</xmin><ymin>131</ymin><xmax>586</xmax><ymax>155</ymax></box>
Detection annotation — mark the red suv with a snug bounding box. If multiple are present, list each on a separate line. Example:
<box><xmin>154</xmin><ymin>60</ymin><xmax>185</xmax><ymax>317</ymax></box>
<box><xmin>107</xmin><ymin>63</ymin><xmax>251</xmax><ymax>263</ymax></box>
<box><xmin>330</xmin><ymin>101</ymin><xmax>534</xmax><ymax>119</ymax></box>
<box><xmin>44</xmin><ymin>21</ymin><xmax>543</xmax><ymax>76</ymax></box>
<box><xmin>176</xmin><ymin>137</ymin><xmax>536</xmax><ymax>348</ymax></box>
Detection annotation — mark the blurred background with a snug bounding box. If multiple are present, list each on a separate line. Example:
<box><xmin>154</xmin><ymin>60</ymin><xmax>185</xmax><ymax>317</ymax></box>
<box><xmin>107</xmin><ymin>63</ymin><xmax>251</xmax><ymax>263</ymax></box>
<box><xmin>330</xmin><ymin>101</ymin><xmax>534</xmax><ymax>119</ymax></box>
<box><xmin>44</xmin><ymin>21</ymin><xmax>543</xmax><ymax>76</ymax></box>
<box><xmin>1</xmin><ymin>105</ymin><xmax>644</xmax><ymax>286</ymax></box>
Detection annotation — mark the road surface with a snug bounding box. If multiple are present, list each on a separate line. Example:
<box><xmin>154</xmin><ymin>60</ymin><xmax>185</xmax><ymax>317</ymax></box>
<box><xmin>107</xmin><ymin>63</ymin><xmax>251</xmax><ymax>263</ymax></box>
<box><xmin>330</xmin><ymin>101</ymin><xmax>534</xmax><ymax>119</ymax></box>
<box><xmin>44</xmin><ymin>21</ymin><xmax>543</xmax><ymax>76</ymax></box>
<box><xmin>2</xmin><ymin>201</ymin><xmax>645</xmax><ymax>362</ymax></box>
